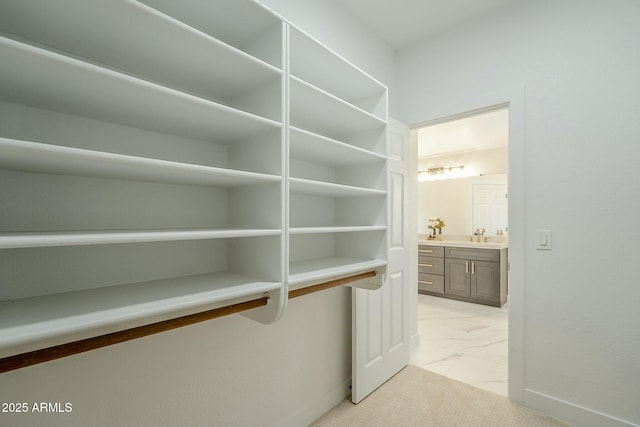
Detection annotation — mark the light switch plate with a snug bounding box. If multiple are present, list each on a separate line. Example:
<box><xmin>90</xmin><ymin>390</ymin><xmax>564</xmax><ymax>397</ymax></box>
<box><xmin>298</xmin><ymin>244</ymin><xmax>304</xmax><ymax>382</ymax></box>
<box><xmin>536</xmin><ymin>229</ymin><xmax>552</xmax><ymax>250</ymax></box>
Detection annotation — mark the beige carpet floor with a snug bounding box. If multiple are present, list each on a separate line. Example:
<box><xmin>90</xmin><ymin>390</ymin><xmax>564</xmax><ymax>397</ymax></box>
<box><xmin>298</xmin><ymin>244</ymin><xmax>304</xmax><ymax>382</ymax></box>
<box><xmin>310</xmin><ymin>365</ymin><xmax>571</xmax><ymax>427</ymax></box>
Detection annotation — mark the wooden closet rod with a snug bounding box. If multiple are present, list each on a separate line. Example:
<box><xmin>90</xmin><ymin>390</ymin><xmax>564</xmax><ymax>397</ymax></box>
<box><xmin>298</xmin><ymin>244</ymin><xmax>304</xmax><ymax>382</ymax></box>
<box><xmin>0</xmin><ymin>270</ymin><xmax>376</xmax><ymax>374</ymax></box>
<box><xmin>0</xmin><ymin>297</ymin><xmax>269</xmax><ymax>374</ymax></box>
<box><xmin>288</xmin><ymin>270</ymin><xmax>376</xmax><ymax>299</ymax></box>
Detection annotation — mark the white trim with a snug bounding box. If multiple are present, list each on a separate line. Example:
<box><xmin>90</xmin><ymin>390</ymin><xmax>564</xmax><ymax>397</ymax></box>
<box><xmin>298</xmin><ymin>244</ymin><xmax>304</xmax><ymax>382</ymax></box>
<box><xmin>410</xmin><ymin>333</ymin><xmax>420</xmax><ymax>351</ymax></box>
<box><xmin>506</xmin><ymin>87</ymin><xmax>526</xmax><ymax>404</ymax></box>
<box><xmin>524</xmin><ymin>389</ymin><xmax>639</xmax><ymax>427</ymax></box>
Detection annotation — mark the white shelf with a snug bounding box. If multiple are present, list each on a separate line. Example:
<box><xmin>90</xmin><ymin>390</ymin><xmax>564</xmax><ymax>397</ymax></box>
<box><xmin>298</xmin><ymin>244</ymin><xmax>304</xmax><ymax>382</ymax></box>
<box><xmin>0</xmin><ymin>138</ymin><xmax>281</xmax><ymax>187</ymax></box>
<box><xmin>0</xmin><ymin>0</ymin><xmax>281</xmax><ymax>104</ymax></box>
<box><xmin>0</xmin><ymin>0</ymin><xmax>388</xmax><ymax>354</ymax></box>
<box><xmin>288</xmin><ymin>257</ymin><xmax>387</xmax><ymax>288</ymax></box>
<box><xmin>289</xmin><ymin>27</ymin><xmax>385</xmax><ymax>113</ymax></box>
<box><xmin>290</xmin><ymin>127</ymin><xmax>386</xmax><ymax>166</ymax></box>
<box><xmin>140</xmin><ymin>0</ymin><xmax>282</xmax><ymax>66</ymax></box>
<box><xmin>290</xmin><ymin>76</ymin><xmax>386</xmax><ymax>139</ymax></box>
<box><xmin>289</xmin><ymin>177</ymin><xmax>387</xmax><ymax>198</ymax></box>
<box><xmin>0</xmin><ymin>228</ymin><xmax>282</xmax><ymax>250</ymax></box>
<box><xmin>290</xmin><ymin>226</ymin><xmax>386</xmax><ymax>235</ymax></box>
<box><xmin>0</xmin><ymin>37</ymin><xmax>281</xmax><ymax>143</ymax></box>
<box><xmin>0</xmin><ymin>272</ymin><xmax>281</xmax><ymax>350</ymax></box>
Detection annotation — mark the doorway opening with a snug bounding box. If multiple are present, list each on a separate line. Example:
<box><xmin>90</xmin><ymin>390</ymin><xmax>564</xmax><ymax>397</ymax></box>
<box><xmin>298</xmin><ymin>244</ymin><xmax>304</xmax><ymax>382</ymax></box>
<box><xmin>411</xmin><ymin>105</ymin><xmax>510</xmax><ymax>397</ymax></box>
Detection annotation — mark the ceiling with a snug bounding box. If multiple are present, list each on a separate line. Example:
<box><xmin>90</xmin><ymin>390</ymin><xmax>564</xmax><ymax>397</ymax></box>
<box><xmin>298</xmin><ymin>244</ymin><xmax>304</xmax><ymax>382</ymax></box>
<box><xmin>330</xmin><ymin>0</ymin><xmax>527</xmax><ymax>50</ymax></box>
<box><xmin>417</xmin><ymin>108</ymin><xmax>508</xmax><ymax>158</ymax></box>
<box><xmin>327</xmin><ymin>0</ymin><xmax>518</xmax><ymax>157</ymax></box>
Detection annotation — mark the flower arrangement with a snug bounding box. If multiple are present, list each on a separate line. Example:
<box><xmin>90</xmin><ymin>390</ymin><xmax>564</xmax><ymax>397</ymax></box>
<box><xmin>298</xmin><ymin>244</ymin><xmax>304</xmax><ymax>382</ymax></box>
<box><xmin>427</xmin><ymin>217</ymin><xmax>445</xmax><ymax>238</ymax></box>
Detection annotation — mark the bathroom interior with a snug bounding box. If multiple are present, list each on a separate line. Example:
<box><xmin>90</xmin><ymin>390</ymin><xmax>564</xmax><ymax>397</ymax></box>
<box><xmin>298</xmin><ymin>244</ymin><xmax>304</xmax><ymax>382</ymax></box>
<box><xmin>412</xmin><ymin>106</ymin><xmax>510</xmax><ymax>396</ymax></box>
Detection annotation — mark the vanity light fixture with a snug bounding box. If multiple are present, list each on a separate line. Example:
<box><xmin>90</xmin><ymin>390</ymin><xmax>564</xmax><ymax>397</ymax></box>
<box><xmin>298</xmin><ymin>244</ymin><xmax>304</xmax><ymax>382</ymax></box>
<box><xmin>418</xmin><ymin>165</ymin><xmax>465</xmax><ymax>181</ymax></box>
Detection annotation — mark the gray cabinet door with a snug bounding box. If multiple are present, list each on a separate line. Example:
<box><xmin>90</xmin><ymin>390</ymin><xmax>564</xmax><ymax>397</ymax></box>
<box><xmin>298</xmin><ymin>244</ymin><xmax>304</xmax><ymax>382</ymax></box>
<box><xmin>471</xmin><ymin>260</ymin><xmax>500</xmax><ymax>302</ymax></box>
<box><xmin>445</xmin><ymin>258</ymin><xmax>470</xmax><ymax>297</ymax></box>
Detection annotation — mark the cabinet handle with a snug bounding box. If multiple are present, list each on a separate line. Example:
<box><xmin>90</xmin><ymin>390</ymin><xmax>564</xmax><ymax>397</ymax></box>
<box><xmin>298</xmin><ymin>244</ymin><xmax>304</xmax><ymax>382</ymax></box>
<box><xmin>465</xmin><ymin>261</ymin><xmax>469</xmax><ymax>273</ymax></box>
<box><xmin>418</xmin><ymin>263</ymin><xmax>434</xmax><ymax>267</ymax></box>
<box><xmin>418</xmin><ymin>280</ymin><xmax>434</xmax><ymax>285</ymax></box>
<box><xmin>419</xmin><ymin>249</ymin><xmax>434</xmax><ymax>253</ymax></box>
<box><xmin>472</xmin><ymin>262</ymin><xmax>475</xmax><ymax>274</ymax></box>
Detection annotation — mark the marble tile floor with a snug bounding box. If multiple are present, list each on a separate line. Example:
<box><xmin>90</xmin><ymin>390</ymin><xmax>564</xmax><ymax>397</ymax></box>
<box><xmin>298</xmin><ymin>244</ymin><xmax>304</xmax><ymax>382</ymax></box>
<box><xmin>410</xmin><ymin>294</ymin><xmax>509</xmax><ymax>397</ymax></box>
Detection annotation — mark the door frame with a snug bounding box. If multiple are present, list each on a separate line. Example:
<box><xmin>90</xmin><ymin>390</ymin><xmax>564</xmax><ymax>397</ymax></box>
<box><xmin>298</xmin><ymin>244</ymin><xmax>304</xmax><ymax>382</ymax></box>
<box><xmin>409</xmin><ymin>87</ymin><xmax>525</xmax><ymax>403</ymax></box>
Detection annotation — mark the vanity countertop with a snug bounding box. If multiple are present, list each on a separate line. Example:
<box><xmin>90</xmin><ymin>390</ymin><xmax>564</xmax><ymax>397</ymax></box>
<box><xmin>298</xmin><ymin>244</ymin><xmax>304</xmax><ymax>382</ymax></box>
<box><xmin>418</xmin><ymin>235</ymin><xmax>508</xmax><ymax>250</ymax></box>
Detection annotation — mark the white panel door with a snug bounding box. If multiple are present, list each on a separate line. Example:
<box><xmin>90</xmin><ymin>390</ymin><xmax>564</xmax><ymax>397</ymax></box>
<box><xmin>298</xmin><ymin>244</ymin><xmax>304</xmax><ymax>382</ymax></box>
<box><xmin>352</xmin><ymin>118</ymin><xmax>413</xmax><ymax>403</ymax></box>
<box><xmin>472</xmin><ymin>184</ymin><xmax>508</xmax><ymax>235</ymax></box>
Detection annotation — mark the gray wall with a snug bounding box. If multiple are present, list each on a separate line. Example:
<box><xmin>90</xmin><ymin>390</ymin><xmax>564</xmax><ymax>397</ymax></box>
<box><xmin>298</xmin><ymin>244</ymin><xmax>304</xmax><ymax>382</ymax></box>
<box><xmin>396</xmin><ymin>0</ymin><xmax>640</xmax><ymax>425</ymax></box>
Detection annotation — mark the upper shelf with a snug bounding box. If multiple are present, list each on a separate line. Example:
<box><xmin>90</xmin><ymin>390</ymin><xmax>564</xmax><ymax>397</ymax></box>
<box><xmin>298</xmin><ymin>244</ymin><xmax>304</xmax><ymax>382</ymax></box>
<box><xmin>0</xmin><ymin>228</ymin><xmax>282</xmax><ymax>250</ymax></box>
<box><xmin>289</xmin><ymin>178</ymin><xmax>387</xmax><ymax>198</ymax></box>
<box><xmin>140</xmin><ymin>0</ymin><xmax>283</xmax><ymax>68</ymax></box>
<box><xmin>290</xmin><ymin>76</ymin><xmax>386</xmax><ymax>141</ymax></box>
<box><xmin>0</xmin><ymin>0</ymin><xmax>281</xmax><ymax>104</ymax></box>
<box><xmin>290</xmin><ymin>226</ymin><xmax>387</xmax><ymax>235</ymax></box>
<box><xmin>0</xmin><ymin>37</ymin><xmax>281</xmax><ymax>143</ymax></box>
<box><xmin>289</xmin><ymin>127</ymin><xmax>386</xmax><ymax>166</ymax></box>
<box><xmin>289</xmin><ymin>27</ymin><xmax>386</xmax><ymax>118</ymax></box>
<box><xmin>0</xmin><ymin>138</ymin><xmax>282</xmax><ymax>188</ymax></box>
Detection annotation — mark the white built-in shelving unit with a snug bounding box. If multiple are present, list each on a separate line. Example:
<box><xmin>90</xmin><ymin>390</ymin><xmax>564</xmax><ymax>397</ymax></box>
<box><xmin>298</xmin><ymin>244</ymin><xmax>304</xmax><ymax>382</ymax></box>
<box><xmin>287</xmin><ymin>26</ymin><xmax>388</xmax><ymax>289</ymax></box>
<box><xmin>0</xmin><ymin>0</ymin><xmax>388</xmax><ymax>357</ymax></box>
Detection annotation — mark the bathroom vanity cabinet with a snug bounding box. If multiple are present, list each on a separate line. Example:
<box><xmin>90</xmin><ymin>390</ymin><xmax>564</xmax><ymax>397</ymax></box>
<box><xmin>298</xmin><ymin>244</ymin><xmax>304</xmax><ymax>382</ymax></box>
<box><xmin>418</xmin><ymin>242</ymin><xmax>507</xmax><ymax>307</ymax></box>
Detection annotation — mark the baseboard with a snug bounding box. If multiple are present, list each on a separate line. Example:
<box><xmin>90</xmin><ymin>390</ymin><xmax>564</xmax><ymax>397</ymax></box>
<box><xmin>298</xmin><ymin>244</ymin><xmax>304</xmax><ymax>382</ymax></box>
<box><xmin>275</xmin><ymin>378</ymin><xmax>351</xmax><ymax>427</ymax></box>
<box><xmin>524</xmin><ymin>389</ymin><xmax>638</xmax><ymax>427</ymax></box>
<box><xmin>410</xmin><ymin>333</ymin><xmax>420</xmax><ymax>351</ymax></box>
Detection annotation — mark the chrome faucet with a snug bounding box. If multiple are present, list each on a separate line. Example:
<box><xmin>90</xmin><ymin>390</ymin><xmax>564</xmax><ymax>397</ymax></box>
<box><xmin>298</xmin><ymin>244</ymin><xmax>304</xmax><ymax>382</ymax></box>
<box><xmin>475</xmin><ymin>228</ymin><xmax>485</xmax><ymax>242</ymax></box>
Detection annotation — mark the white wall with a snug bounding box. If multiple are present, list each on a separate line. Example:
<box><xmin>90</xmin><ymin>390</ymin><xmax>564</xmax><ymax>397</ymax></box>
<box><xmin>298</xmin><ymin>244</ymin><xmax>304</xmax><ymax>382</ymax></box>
<box><xmin>0</xmin><ymin>289</ymin><xmax>351</xmax><ymax>427</ymax></box>
<box><xmin>0</xmin><ymin>2</ymin><xmax>396</xmax><ymax>427</ymax></box>
<box><xmin>397</xmin><ymin>1</ymin><xmax>640</xmax><ymax>425</ymax></box>
<box><xmin>419</xmin><ymin>178</ymin><xmax>467</xmax><ymax>236</ymax></box>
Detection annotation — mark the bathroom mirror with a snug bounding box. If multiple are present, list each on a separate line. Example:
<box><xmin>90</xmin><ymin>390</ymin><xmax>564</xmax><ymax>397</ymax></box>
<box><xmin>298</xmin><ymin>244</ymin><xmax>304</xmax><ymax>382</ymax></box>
<box><xmin>418</xmin><ymin>173</ymin><xmax>507</xmax><ymax>237</ymax></box>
